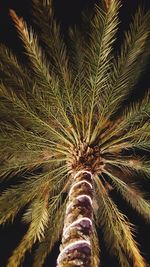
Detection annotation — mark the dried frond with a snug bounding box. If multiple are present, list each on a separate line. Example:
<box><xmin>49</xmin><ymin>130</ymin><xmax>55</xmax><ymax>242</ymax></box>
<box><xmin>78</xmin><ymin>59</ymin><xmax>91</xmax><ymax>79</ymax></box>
<box><xmin>94</xmin><ymin>175</ymin><xmax>147</xmax><ymax>267</ymax></box>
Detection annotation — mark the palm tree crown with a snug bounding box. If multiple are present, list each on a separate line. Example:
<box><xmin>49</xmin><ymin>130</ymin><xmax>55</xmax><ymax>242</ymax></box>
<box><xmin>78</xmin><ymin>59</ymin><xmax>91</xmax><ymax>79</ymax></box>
<box><xmin>0</xmin><ymin>0</ymin><xmax>150</xmax><ymax>266</ymax></box>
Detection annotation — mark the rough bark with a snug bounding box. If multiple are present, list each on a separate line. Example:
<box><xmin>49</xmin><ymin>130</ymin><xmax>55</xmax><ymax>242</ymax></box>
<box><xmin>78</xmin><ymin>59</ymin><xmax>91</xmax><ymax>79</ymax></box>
<box><xmin>57</xmin><ymin>170</ymin><xmax>94</xmax><ymax>267</ymax></box>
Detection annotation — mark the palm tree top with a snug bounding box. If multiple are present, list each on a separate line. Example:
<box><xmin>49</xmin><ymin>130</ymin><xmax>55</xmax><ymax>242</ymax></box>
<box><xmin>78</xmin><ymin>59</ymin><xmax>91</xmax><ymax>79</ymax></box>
<box><xmin>0</xmin><ymin>0</ymin><xmax>150</xmax><ymax>266</ymax></box>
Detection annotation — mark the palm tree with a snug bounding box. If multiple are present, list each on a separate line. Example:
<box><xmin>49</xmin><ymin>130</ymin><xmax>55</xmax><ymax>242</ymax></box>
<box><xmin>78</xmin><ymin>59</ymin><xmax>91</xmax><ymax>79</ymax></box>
<box><xmin>0</xmin><ymin>0</ymin><xmax>150</xmax><ymax>266</ymax></box>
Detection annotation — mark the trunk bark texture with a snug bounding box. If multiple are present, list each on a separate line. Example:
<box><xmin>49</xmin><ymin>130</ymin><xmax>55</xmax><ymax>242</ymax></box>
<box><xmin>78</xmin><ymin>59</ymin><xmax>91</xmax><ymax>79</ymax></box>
<box><xmin>57</xmin><ymin>170</ymin><xmax>94</xmax><ymax>267</ymax></box>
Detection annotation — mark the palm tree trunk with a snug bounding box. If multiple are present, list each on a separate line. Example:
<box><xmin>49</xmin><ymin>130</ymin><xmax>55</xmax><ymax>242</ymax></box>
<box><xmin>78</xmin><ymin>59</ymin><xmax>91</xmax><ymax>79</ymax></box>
<box><xmin>57</xmin><ymin>170</ymin><xmax>94</xmax><ymax>267</ymax></box>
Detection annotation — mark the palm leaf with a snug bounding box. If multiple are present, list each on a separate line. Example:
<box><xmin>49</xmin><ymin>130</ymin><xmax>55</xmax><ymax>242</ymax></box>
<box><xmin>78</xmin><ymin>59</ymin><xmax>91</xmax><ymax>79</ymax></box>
<box><xmin>104</xmin><ymin>169</ymin><xmax>150</xmax><ymax>221</ymax></box>
<box><xmin>99</xmin><ymin>91</ymin><xmax>149</xmax><ymax>150</ymax></box>
<box><xmin>0</xmin><ymin>44</ymin><xmax>31</xmax><ymax>90</ymax></box>
<box><xmin>98</xmin><ymin>7</ymin><xmax>150</xmax><ymax>119</ymax></box>
<box><xmin>84</xmin><ymin>0</ymin><xmax>120</xmax><ymax>142</ymax></box>
<box><xmin>0</xmin><ymin>169</ymin><xmax>63</xmax><ymax>224</ymax></box>
<box><xmin>100</xmin><ymin>121</ymin><xmax>150</xmax><ymax>153</ymax></box>
<box><xmin>105</xmin><ymin>157</ymin><xmax>150</xmax><ymax>177</ymax></box>
<box><xmin>32</xmin><ymin>2</ymin><xmax>81</xmax><ymax>139</ymax></box>
<box><xmin>94</xmin><ymin>175</ymin><xmax>147</xmax><ymax>267</ymax></box>
<box><xmin>7</xmin><ymin>193</ymin><xmax>49</xmax><ymax>267</ymax></box>
<box><xmin>33</xmin><ymin>199</ymin><xmax>66</xmax><ymax>267</ymax></box>
<box><xmin>0</xmin><ymin>82</ymin><xmax>73</xmax><ymax>147</ymax></box>
<box><xmin>10</xmin><ymin>10</ymin><xmax>79</xmax><ymax>143</ymax></box>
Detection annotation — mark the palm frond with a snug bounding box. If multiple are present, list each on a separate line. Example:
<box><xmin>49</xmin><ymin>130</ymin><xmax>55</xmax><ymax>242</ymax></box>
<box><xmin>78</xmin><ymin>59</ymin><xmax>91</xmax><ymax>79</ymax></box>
<box><xmin>32</xmin><ymin>2</ymin><xmax>81</xmax><ymax>141</ymax></box>
<box><xmin>0</xmin><ymin>164</ymin><xmax>68</xmax><ymax>225</ymax></box>
<box><xmin>0</xmin><ymin>45</ymin><xmax>69</xmax><ymax>141</ymax></box>
<box><xmin>98</xmin><ymin>7</ymin><xmax>150</xmax><ymax>119</ymax></box>
<box><xmin>99</xmin><ymin>91</ymin><xmax>149</xmax><ymax>151</ymax></box>
<box><xmin>0</xmin><ymin>82</ymin><xmax>73</xmax><ymax>147</ymax></box>
<box><xmin>94</xmin><ymin>175</ymin><xmax>147</xmax><ymax>267</ymax></box>
<box><xmin>91</xmin><ymin>7</ymin><xmax>150</xmax><ymax>145</ymax></box>
<box><xmin>105</xmin><ymin>157</ymin><xmax>150</xmax><ymax>177</ymax></box>
<box><xmin>131</xmin><ymin>135</ymin><xmax>150</xmax><ymax>152</ymax></box>
<box><xmin>84</xmin><ymin>0</ymin><xmax>120</xmax><ymax>142</ymax></box>
<box><xmin>33</xmin><ymin>199</ymin><xmax>66</xmax><ymax>267</ymax></box>
<box><xmin>0</xmin><ymin>45</ymin><xmax>77</xmax><ymax>145</ymax></box>
<box><xmin>10</xmin><ymin>10</ymin><xmax>79</xmax><ymax>143</ymax></box>
<box><xmin>32</xmin><ymin>0</ymin><xmax>56</xmax><ymax>70</ymax></box>
<box><xmin>104</xmin><ymin>169</ymin><xmax>150</xmax><ymax>221</ymax></box>
<box><xmin>0</xmin><ymin>44</ymin><xmax>31</xmax><ymax>90</ymax></box>
<box><xmin>100</xmin><ymin>121</ymin><xmax>150</xmax><ymax>153</ymax></box>
<box><xmin>0</xmin><ymin>173</ymin><xmax>49</xmax><ymax>224</ymax></box>
<box><xmin>7</xmin><ymin>193</ymin><xmax>49</xmax><ymax>267</ymax></box>
<box><xmin>0</xmin><ymin>123</ymin><xmax>69</xmax><ymax>180</ymax></box>
<box><xmin>68</xmin><ymin>26</ymin><xmax>91</xmax><ymax>139</ymax></box>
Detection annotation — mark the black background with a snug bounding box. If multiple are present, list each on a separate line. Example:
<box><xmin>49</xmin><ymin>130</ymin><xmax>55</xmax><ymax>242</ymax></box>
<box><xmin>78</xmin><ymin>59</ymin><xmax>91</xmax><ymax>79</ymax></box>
<box><xmin>0</xmin><ymin>1</ymin><xmax>150</xmax><ymax>266</ymax></box>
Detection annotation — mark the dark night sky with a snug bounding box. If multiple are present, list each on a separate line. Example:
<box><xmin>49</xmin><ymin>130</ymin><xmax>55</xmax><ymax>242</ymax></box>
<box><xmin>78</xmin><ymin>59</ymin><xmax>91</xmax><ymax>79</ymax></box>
<box><xmin>0</xmin><ymin>1</ymin><xmax>150</xmax><ymax>267</ymax></box>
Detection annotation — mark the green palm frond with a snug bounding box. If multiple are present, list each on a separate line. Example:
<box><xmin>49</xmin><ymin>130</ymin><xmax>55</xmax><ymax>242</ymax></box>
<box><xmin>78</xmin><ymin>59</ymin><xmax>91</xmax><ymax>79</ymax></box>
<box><xmin>0</xmin><ymin>45</ymin><xmax>31</xmax><ymax>91</ymax></box>
<box><xmin>0</xmin><ymin>82</ymin><xmax>73</xmax><ymax>147</ymax></box>
<box><xmin>98</xmin><ymin>91</ymin><xmax>149</xmax><ymax>149</ymax></box>
<box><xmin>0</xmin><ymin>126</ymin><xmax>68</xmax><ymax>180</ymax></box>
<box><xmin>0</xmin><ymin>169</ymin><xmax>63</xmax><ymax>224</ymax></box>
<box><xmin>104</xmin><ymin>169</ymin><xmax>150</xmax><ymax>221</ymax></box>
<box><xmin>91</xmin><ymin>8</ymin><xmax>150</xmax><ymax>143</ymax></box>
<box><xmin>100</xmin><ymin>8</ymin><xmax>150</xmax><ymax>117</ymax></box>
<box><xmin>33</xmin><ymin>199</ymin><xmax>66</xmax><ymax>267</ymax></box>
<box><xmin>105</xmin><ymin>156</ymin><xmax>150</xmax><ymax>177</ymax></box>
<box><xmin>119</xmin><ymin>92</ymin><xmax>150</xmax><ymax>127</ymax></box>
<box><xmin>10</xmin><ymin>10</ymin><xmax>79</xmax><ymax>143</ymax></box>
<box><xmin>85</xmin><ymin>0</ymin><xmax>120</xmax><ymax>142</ymax></box>
<box><xmin>100</xmin><ymin>121</ymin><xmax>150</xmax><ymax>153</ymax></box>
<box><xmin>7</xmin><ymin>193</ymin><xmax>49</xmax><ymax>267</ymax></box>
<box><xmin>131</xmin><ymin>135</ymin><xmax>150</xmax><ymax>152</ymax></box>
<box><xmin>0</xmin><ymin>45</ymin><xmax>75</xmax><ymax>145</ymax></box>
<box><xmin>1</xmin><ymin>172</ymin><xmax>69</xmax><ymax>265</ymax></box>
<box><xmin>94</xmin><ymin>175</ymin><xmax>147</xmax><ymax>267</ymax></box>
<box><xmin>21</xmin><ymin>3</ymin><xmax>81</xmax><ymax>140</ymax></box>
<box><xmin>32</xmin><ymin>0</ymin><xmax>57</xmax><ymax>71</ymax></box>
